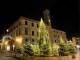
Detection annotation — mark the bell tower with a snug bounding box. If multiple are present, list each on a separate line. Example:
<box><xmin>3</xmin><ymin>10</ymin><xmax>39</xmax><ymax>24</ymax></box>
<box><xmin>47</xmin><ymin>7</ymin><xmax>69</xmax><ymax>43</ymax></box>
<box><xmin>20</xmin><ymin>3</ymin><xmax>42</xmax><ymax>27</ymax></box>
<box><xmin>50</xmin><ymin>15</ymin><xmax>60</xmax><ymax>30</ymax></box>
<box><xmin>43</xmin><ymin>9</ymin><xmax>53</xmax><ymax>43</ymax></box>
<box><xmin>43</xmin><ymin>9</ymin><xmax>51</xmax><ymax>26</ymax></box>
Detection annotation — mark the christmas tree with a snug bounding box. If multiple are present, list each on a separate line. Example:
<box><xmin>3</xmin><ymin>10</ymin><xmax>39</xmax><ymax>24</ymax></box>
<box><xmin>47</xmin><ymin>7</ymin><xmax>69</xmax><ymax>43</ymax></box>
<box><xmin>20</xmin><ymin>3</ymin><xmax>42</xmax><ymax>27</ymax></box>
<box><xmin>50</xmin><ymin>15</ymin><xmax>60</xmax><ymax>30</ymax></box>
<box><xmin>38</xmin><ymin>18</ymin><xmax>52</xmax><ymax>56</ymax></box>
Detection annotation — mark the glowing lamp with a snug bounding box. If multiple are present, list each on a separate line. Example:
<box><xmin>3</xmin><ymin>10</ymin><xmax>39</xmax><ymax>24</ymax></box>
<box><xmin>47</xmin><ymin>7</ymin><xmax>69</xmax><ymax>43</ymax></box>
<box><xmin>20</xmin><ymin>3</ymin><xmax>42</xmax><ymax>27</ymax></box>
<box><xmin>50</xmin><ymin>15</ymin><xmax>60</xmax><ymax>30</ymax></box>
<box><xmin>16</xmin><ymin>36</ymin><xmax>22</xmax><ymax>44</ymax></box>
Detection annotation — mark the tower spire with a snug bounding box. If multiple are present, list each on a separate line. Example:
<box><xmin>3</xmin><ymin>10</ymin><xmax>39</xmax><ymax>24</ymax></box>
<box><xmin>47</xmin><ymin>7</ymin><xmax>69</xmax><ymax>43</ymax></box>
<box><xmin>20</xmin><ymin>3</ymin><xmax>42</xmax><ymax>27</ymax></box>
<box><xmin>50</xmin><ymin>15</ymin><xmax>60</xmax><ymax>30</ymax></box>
<box><xmin>43</xmin><ymin>9</ymin><xmax>51</xmax><ymax>26</ymax></box>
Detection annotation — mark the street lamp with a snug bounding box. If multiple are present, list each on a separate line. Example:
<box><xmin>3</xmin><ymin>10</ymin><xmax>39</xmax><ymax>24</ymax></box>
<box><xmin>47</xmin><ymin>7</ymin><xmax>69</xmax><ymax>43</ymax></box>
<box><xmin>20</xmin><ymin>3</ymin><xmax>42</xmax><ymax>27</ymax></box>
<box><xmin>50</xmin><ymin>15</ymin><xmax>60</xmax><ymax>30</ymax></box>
<box><xmin>15</xmin><ymin>36</ymin><xmax>23</xmax><ymax>47</ymax></box>
<box><xmin>16</xmin><ymin>36</ymin><xmax>22</xmax><ymax>44</ymax></box>
<box><xmin>6</xmin><ymin>29</ymin><xmax>9</xmax><ymax>32</ymax></box>
<box><xmin>4</xmin><ymin>41</ymin><xmax>8</xmax><ymax>45</ymax></box>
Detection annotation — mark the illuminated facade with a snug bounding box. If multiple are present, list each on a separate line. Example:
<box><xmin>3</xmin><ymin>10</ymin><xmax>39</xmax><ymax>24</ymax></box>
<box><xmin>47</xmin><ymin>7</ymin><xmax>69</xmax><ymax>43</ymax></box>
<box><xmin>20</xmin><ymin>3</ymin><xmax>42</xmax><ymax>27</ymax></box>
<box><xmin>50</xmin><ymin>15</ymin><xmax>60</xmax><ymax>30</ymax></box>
<box><xmin>0</xmin><ymin>36</ymin><xmax>15</xmax><ymax>51</ymax></box>
<box><xmin>72</xmin><ymin>37</ymin><xmax>80</xmax><ymax>45</ymax></box>
<box><xmin>0</xmin><ymin>40</ymin><xmax>2</xmax><ymax>50</ymax></box>
<box><xmin>4</xmin><ymin>9</ymin><xmax>67</xmax><ymax>45</ymax></box>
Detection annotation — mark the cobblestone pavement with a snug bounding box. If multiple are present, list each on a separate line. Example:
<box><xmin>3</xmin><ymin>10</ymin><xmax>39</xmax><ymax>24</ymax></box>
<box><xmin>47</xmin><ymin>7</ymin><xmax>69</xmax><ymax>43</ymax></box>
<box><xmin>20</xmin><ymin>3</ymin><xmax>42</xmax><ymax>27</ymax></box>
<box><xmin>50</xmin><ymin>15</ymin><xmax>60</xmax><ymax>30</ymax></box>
<box><xmin>75</xmin><ymin>49</ymin><xmax>80</xmax><ymax>60</ymax></box>
<box><xmin>0</xmin><ymin>50</ymin><xmax>79</xmax><ymax>60</ymax></box>
<box><xmin>0</xmin><ymin>51</ymin><xmax>18</xmax><ymax>60</ymax></box>
<box><xmin>0</xmin><ymin>56</ymin><xmax>18</xmax><ymax>60</ymax></box>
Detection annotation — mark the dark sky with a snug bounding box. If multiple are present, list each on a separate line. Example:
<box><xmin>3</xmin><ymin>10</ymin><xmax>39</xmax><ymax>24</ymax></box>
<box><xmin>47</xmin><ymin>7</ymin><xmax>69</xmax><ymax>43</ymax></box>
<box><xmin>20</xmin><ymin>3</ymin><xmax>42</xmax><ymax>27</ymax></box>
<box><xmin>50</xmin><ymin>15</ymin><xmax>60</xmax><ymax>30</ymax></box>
<box><xmin>0</xmin><ymin>0</ymin><xmax>78</xmax><ymax>38</ymax></box>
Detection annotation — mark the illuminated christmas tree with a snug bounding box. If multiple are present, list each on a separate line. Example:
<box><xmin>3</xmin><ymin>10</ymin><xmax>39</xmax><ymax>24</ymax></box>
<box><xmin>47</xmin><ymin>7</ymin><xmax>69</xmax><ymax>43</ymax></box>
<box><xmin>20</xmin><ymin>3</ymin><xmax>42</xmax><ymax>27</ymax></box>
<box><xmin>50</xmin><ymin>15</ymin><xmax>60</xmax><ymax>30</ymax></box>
<box><xmin>38</xmin><ymin>18</ymin><xmax>52</xmax><ymax>56</ymax></box>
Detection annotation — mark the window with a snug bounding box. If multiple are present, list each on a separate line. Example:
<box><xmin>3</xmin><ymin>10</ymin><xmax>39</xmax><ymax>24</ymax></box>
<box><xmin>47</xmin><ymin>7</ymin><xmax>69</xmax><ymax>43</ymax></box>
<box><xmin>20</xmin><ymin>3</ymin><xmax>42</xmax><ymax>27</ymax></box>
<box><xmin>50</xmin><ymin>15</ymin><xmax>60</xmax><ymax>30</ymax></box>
<box><xmin>16</xmin><ymin>29</ymin><xmax>18</xmax><ymax>36</ymax></box>
<box><xmin>37</xmin><ymin>24</ymin><xmax>39</xmax><ymax>28</ymax></box>
<box><xmin>32</xmin><ymin>38</ymin><xmax>34</xmax><ymax>42</ymax></box>
<box><xmin>19</xmin><ymin>28</ymin><xmax>21</xmax><ymax>35</ymax></box>
<box><xmin>32</xmin><ymin>23</ymin><xmax>34</xmax><ymax>27</ymax></box>
<box><xmin>58</xmin><ymin>35</ymin><xmax>59</xmax><ymax>38</ymax></box>
<box><xmin>55</xmin><ymin>40</ymin><xmax>57</xmax><ymax>42</ymax></box>
<box><xmin>25</xmin><ymin>38</ymin><xmax>28</xmax><ymax>42</ymax></box>
<box><xmin>37</xmin><ymin>32</ymin><xmax>38</xmax><ymax>36</ymax></box>
<box><xmin>32</xmin><ymin>31</ymin><xmax>34</xmax><ymax>36</ymax></box>
<box><xmin>25</xmin><ymin>28</ymin><xmax>28</xmax><ymax>35</ymax></box>
<box><xmin>54</xmin><ymin>35</ymin><xmax>56</xmax><ymax>37</ymax></box>
<box><xmin>16</xmin><ymin>25</ymin><xmax>18</xmax><ymax>28</ymax></box>
<box><xmin>25</xmin><ymin>21</ymin><xmax>27</xmax><ymax>25</ymax></box>
<box><xmin>61</xmin><ymin>32</ymin><xmax>62</xmax><ymax>34</ymax></box>
<box><xmin>56</xmin><ymin>31</ymin><xmax>58</xmax><ymax>33</ymax></box>
<box><xmin>19</xmin><ymin>22</ymin><xmax>21</xmax><ymax>26</ymax></box>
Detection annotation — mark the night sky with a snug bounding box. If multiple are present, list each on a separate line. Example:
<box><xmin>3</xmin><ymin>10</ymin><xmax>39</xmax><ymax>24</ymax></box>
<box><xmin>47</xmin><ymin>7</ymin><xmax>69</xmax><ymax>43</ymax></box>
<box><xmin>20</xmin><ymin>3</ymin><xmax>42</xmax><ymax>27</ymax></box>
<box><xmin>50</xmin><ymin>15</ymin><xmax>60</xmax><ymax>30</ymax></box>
<box><xmin>0</xmin><ymin>0</ymin><xmax>78</xmax><ymax>38</ymax></box>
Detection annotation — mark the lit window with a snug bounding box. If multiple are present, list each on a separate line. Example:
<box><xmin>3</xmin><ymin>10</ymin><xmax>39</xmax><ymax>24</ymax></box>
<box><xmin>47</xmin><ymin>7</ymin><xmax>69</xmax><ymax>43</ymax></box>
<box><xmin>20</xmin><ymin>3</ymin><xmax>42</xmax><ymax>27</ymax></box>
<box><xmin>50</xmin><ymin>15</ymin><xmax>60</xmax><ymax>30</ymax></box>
<box><xmin>25</xmin><ymin>28</ymin><xmax>28</xmax><ymax>35</ymax></box>
<box><xmin>32</xmin><ymin>31</ymin><xmax>34</xmax><ymax>36</ymax></box>
<box><xmin>7</xmin><ymin>45</ymin><xmax>10</xmax><ymax>51</ymax></box>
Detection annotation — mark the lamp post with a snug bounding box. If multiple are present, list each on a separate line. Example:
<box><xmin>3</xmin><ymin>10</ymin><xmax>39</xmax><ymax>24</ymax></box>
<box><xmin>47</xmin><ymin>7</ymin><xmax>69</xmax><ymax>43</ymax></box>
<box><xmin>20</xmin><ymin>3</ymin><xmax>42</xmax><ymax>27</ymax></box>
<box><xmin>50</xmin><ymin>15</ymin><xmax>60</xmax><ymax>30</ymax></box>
<box><xmin>6</xmin><ymin>29</ymin><xmax>9</xmax><ymax>33</ymax></box>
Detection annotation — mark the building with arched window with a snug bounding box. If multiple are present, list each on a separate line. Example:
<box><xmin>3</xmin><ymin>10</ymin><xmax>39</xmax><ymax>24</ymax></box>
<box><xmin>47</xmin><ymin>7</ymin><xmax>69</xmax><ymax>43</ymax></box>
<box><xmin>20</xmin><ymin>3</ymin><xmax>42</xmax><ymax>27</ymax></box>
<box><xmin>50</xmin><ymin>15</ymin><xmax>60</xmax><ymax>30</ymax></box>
<box><xmin>1</xmin><ymin>9</ymin><xmax>68</xmax><ymax>48</ymax></box>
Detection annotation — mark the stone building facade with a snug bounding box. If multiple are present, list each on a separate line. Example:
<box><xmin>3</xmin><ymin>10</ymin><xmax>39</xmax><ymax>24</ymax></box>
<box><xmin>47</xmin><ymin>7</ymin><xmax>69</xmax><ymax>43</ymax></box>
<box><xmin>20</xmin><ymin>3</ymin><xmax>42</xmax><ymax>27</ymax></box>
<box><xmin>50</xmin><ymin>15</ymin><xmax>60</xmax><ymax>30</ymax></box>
<box><xmin>3</xmin><ymin>9</ymin><xmax>67</xmax><ymax>45</ymax></box>
<box><xmin>5</xmin><ymin>17</ymin><xmax>67</xmax><ymax>44</ymax></box>
<box><xmin>72</xmin><ymin>37</ymin><xmax>80</xmax><ymax>45</ymax></box>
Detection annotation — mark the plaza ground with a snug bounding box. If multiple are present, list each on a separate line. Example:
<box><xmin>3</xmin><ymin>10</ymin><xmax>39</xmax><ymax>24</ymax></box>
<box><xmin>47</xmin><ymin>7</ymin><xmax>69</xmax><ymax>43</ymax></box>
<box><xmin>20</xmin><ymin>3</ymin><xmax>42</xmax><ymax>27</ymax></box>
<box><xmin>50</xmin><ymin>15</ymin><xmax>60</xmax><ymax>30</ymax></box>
<box><xmin>0</xmin><ymin>50</ymin><xmax>79</xmax><ymax>60</ymax></box>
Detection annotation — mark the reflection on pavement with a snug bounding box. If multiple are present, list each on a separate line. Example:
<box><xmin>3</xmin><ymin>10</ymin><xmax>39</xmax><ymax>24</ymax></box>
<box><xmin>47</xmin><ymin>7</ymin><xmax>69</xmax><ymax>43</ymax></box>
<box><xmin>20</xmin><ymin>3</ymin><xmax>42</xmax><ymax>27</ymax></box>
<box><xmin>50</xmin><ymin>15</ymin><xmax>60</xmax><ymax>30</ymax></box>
<box><xmin>75</xmin><ymin>48</ymin><xmax>80</xmax><ymax>60</ymax></box>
